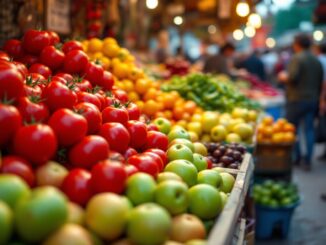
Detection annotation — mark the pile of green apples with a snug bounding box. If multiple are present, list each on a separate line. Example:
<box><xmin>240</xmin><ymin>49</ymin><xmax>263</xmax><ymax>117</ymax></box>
<box><xmin>253</xmin><ymin>180</ymin><xmax>300</xmax><ymax>208</ymax></box>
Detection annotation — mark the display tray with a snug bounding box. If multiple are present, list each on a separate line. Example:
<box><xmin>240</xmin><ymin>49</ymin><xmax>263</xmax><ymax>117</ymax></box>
<box><xmin>207</xmin><ymin>153</ymin><xmax>254</xmax><ymax>245</ymax></box>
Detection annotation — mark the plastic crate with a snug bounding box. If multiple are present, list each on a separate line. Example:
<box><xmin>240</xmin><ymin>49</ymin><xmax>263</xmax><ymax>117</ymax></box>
<box><xmin>255</xmin><ymin>200</ymin><xmax>300</xmax><ymax>239</ymax></box>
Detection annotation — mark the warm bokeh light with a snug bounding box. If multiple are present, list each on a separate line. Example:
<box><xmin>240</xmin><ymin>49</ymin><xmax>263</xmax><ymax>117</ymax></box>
<box><xmin>146</xmin><ymin>0</ymin><xmax>158</xmax><ymax>9</ymax></box>
<box><xmin>313</xmin><ymin>30</ymin><xmax>324</xmax><ymax>41</ymax></box>
<box><xmin>244</xmin><ymin>26</ymin><xmax>256</xmax><ymax>38</ymax></box>
<box><xmin>174</xmin><ymin>16</ymin><xmax>183</xmax><ymax>25</ymax></box>
<box><xmin>208</xmin><ymin>25</ymin><xmax>217</xmax><ymax>34</ymax></box>
<box><xmin>236</xmin><ymin>1</ymin><xmax>250</xmax><ymax>17</ymax></box>
<box><xmin>248</xmin><ymin>13</ymin><xmax>262</xmax><ymax>29</ymax></box>
<box><xmin>266</xmin><ymin>37</ymin><xmax>276</xmax><ymax>48</ymax></box>
<box><xmin>233</xmin><ymin>29</ymin><xmax>244</xmax><ymax>41</ymax></box>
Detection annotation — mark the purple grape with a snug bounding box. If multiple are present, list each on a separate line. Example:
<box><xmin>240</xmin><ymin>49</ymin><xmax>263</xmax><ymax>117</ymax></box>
<box><xmin>218</xmin><ymin>145</ymin><xmax>227</xmax><ymax>154</ymax></box>
<box><xmin>220</xmin><ymin>156</ymin><xmax>233</xmax><ymax>166</ymax></box>
<box><xmin>229</xmin><ymin>163</ymin><xmax>239</xmax><ymax>169</ymax></box>
<box><xmin>232</xmin><ymin>151</ymin><xmax>242</xmax><ymax>161</ymax></box>
<box><xmin>213</xmin><ymin>149</ymin><xmax>223</xmax><ymax>159</ymax></box>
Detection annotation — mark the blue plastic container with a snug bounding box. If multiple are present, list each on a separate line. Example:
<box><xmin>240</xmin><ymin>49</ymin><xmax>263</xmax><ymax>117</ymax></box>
<box><xmin>265</xmin><ymin>106</ymin><xmax>283</xmax><ymax>120</ymax></box>
<box><xmin>255</xmin><ymin>200</ymin><xmax>300</xmax><ymax>240</ymax></box>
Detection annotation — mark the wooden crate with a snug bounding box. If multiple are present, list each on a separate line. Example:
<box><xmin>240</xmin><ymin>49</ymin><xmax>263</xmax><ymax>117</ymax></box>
<box><xmin>207</xmin><ymin>153</ymin><xmax>254</xmax><ymax>245</ymax></box>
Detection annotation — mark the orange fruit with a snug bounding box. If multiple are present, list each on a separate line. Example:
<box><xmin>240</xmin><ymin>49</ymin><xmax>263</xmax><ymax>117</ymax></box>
<box><xmin>182</xmin><ymin>112</ymin><xmax>191</xmax><ymax>121</ymax></box>
<box><xmin>143</xmin><ymin>88</ymin><xmax>159</xmax><ymax>101</ymax></box>
<box><xmin>135</xmin><ymin>79</ymin><xmax>151</xmax><ymax>95</ymax></box>
<box><xmin>183</xmin><ymin>101</ymin><xmax>197</xmax><ymax>115</ymax></box>
<box><xmin>262</xmin><ymin>126</ymin><xmax>273</xmax><ymax>137</ymax></box>
<box><xmin>262</xmin><ymin>116</ymin><xmax>274</xmax><ymax>126</ymax></box>
<box><xmin>163</xmin><ymin>110</ymin><xmax>173</xmax><ymax>119</ymax></box>
<box><xmin>135</xmin><ymin>101</ymin><xmax>144</xmax><ymax>111</ymax></box>
<box><xmin>283</xmin><ymin>123</ymin><xmax>295</xmax><ymax>133</ymax></box>
<box><xmin>272</xmin><ymin>133</ymin><xmax>284</xmax><ymax>143</ymax></box>
<box><xmin>155</xmin><ymin>111</ymin><xmax>165</xmax><ymax>118</ymax></box>
<box><xmin>276</xmin><ymin>118</ymin><xmax>287</xmax><ymax>126</ymax></box>
<box><xmin>173</xmin><ymin>107</ymin><xmax>184</xmax><ymax>121</ymax></box>
<box><xmin>272</xmin><ymin>123</ymin><xmax>282</xmax><ymax>133</ymax></box>
<box><xmin>102</xmin><ymin>42</ymin><xmax>120</xmax><ymax>58</ymax></box>
<box><xmin>160</xmin><ymin>93</ymin><xmax>175</xmax><ymax>109</ymax></box>
<box><xmin>142</xmin><ymin>100</ymin><xmax>160</xmax><ymax>116</ymax></box>
<box><xmin>283</xmin><ymin>132</ymin><xmax>295</xmax><ymax>142</ymax></box>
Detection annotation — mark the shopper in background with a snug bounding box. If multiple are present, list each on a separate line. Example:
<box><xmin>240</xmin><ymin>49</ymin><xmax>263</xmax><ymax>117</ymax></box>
<box><xmin>240</xmin><ymin>50</ymin><xmax>266</xmax><ymax>81</ymax></box>
<box><xmin>278</xmin><ymin>34</ymin><xmax>323</xmax><ymax>171</ymax></box>
<box><xmin>155</xmin><ymin>30</ymin><xmax>170</xmax><ymax>64</ymax></box>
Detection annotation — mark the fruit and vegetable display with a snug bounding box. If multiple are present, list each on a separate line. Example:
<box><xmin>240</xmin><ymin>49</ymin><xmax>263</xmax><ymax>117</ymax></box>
<box><xmin>161</xmin><ymin>73</ymin><xmax>261</xmax><ymax>111</ymax></box>
<box><xmin>253</xmin><ymin>180</ymin><xmax>300</xmax><ymax>208</ymax></box>
<box><xmin>257</xmin><ymin>116</ymin><xmax>296</xmax><ymax>144</ymax></box>
<box><xmin>0</xmin><ymin>29</ymin><xmax>246</xmax><ymax>244</ymax></box>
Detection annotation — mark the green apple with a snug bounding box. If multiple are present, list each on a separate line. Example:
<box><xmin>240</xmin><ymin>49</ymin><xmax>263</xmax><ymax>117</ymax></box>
<box><xmin>192</xmin><ymin>153</ymin><xmax>208</xmax><ymax>171</ymax></box>
<box><xmin>154</xmin><ymin>180</ymin><xmax>188</xmax><ymax>215</ymax></box>
<box><xmin>154</xmin><ymin>117</ymin><xmax>172</xmax><ymax>135</ymax></box>
<box><xmin>170</xmin><ymin>214</ymin><xmax>206</xmax><ymax>243</ymax></box>
<box><xmin>212</xmin><ymin>167</ymin><xmax>224</xmax><ymax>173</ymax></box>
<box><xmin>168</xmin><ymin>128</ymin><xmax>191</xmax><ymax>142</ymax></box>
<box><xmin>193</xmin><ymin>142</ymin><xmax>208</xmax><ymax>156</ymax></box>
<box><xmin>247</xmin><ymin>110</ymin><xmax>258</xmax><ymax>122</ymax></box>
<box><xmin>15</xmin><ymin>186</ymin><xmax>68</xmax><ymax>243</ymax></box>
<box><xmin>220</xmin><ymin>192</ymin><xmax>228</xmax><ymax>207</ymax></box>
<box><xmin>197</xmin><ymin>170</ymin><xmax>221</xmax><ymax>188</ymax></box>
<box><xmin>225</xmin><ymin>133</ymin><xmax>242</xmax><ymax>143</ymax></box>
<box><xmin>187</xmin><ymin>122</ymin><xmax>202</xmax><ymax>136</ymax></box>
<box><xmin>188</xmin><ymin>184</ymin><xmax>222</xmax><ymax>220</ymax></box>
<box><xmin>67</xmin><ymin>202</ymin><xmax>85</xmax><ymax>225</ymax></box>
<box><xmin>233</xmin><ymin>123</ymin><xmax>253</xmax><ymax>140</ymax></box>
<box><xmin>0</xmin><ymin>201</ymin><xmax>13</xmax><ymax>245</ymax></box>
<box><xmin>0</xmin><ymin>174</ymin><xmax>30</xmax><ymax>208</ymax></box>
<box><xmin>219</xmin><ymin>173</ymin><xmax>235</xmax><ymax>193</ymax></box>
<box><xmin>231</xmin><ymin>108</ymin><xmax>248</xmax><ymax>120</ymax></box>
<box><xmin>188</xmin><ymin>131</ymin><xmax>199</xmax><ymax>142</ymax></box>
<box><xmin>35</xmin><ymin>161</ymin><xmax>68</xmax><ymax>187</ymax></box>
<box><xmin>165</xmin><ymin>160</ymin><xmax>198</xmax><ymax>187</ymax></box>
<box><xmin>167</xmin><ymin>144</ymin><xmax>194</xmax><ymax>162</ymax></box>
<box><xmin>186</xmin><ymin>239</ymin><xmax>207</xmax><ymax>245</ymax></box>
<box><xmin>42</xmin><ymin>224</ymin><xmax>93</xmax><ymax>245</ymax></box>
<box><xmin>210</xmin><ymin>125</ymin><xmax>227</xmax><ymax>142</ymax></box>
<box><xmin>169</xmin><ymin>138</ymin><xmax>195</xmax><ymax>152</ymax></box>
<box><xmin>157</xmin><ymin>172</ymin><xmax>183</xmax><ymax>183</ymax></box>
<box><xmin>86</xmin><ymin>193</ymin><xmax>131</xmax><ymax>241</ymax></box>
<box><xmin>201</xmin><ymin>111</ymin><xmax>219</xmax><ymax>133</ymax></box>
<box><xmin>127</xmin><ymin>203</ymin><xmax>172</xmax><ymax>245</ymax></box>
<box><xmin>126</xmin><ymin>173</ymin><xmax>156</xmax><ymax>206</ymax></box>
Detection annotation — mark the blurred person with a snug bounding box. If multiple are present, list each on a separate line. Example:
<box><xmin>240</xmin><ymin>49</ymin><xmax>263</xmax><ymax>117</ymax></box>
<box><xmin>155</xmin><ymin>30</ymin><xmax>170</xmax><ymax>64</ymax></box>
<box><xmin>240</xmin><ymin>50</ymin><xmax>266</xmax><ymax>81</ymax></box>
<box><xmin>278</xmin><ymin>34</ymin><xmax>323</xmax><ymax>171</ymax></box>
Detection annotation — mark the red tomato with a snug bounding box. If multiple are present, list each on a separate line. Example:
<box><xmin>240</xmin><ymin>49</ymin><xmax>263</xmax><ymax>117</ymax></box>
<box><xmin>74</xmin><ymin>78</ymin><xmax>92</xmax><ymax>92</ymax></box>
<box><xmin>0</xmin><ymin>155</ymin><xmax>35</xmax><ymax>187</ymax></box>
<box><xmin>147</xmin><ymin>123</ymin><xmax>159</xmax><ymax>131</ymax></box>
<box><xmin>0</xmin><ymin>60</ymin><xmax>25</xmax><ymax>101</ymax></box>
<box><xmin>94</xmin><ymin>92</ymin><xmax>105</xmax><ymax>111</ymax></box>
<box><xmin>145</xmin><ymin>131</ymin><xmax>169</xmax><ymax>151</ymax></box>
<box><xmin>62</xmin><ymin>40</ymin><xmax>83</xmax><ymax>54</ymax></box>
<box><xmin>90</xmin><ymin>160</ymin><xmax>127</xmax><ymax>194</ymax></box>
<box><xmin>47</xmin><ymin>31</ymin><xmax>60</xmax><ymax>45</ymax></box>
<box><xmin>112</xmin><ymin>89</ymin><xmax>129</xmax><ymax>103</ymax></box>
<box><xmin>126</xmin><ymin>120</ymin><xmax>148</xmax><ymax>149</ymax></box>
<box><xmin>0</xmin><ymin>104</ymin><xmax>22</xmax><ymax>148</ymax></box>
<box><xmin>74</xmin><ymin>102</ymin><xmax>102</xmax><ymax>134</ymax></box>
<box><xmin>77</xmin><ymin>91</ymin><xmax>101</xmax><ymax>110</ymax></box>
<box><xmin>13</xmin><ymin>124</ymin><xmax>57</xmax><ymax>165</ymax></box>
<box><xmin>124</xmin><ymin>147</ymin><xmax>138</xmax><ymax>160</ymax></box>
<box><xmin>16</xmin><ymin>96</ymin><xmax>49</xmax><ymax>123</ymax></box>
<box><xmin>63</xmin><ymin>50</ymin><xmax>89</xmax><ymax>74</ymax></box>
<box><xmin>126</xmin><ymin>102</ymin><xmax>140</xmax><ymax>120</ymax></box>
<box><xmin>127</xmin><ymin>154</ymin><xmax>160</xmax><ymax>178</ymax></box>
<box><xmin>145</xmin><ymin>148</ymin><xmax>168</xmax><ymax>167</ymax></box>
<box><xmin>24</xmin><ymin>73</ymin><xmax>45</xmax><ymax>96</ymax></box>
<box><xmin>55</xmin><ymin>73</ymin><xmax>73</xmax><ymax>83</ymax></box>
<box><xmin>102</xmin><ymin>105</ymin><xmax>129</xmax><ymax>125</ymax></box>
<box><xmin>42</xmin><ymin>81</ymin><xmax>77</xmax><ymax>111</ymax></box>
<box><xmin>29</xmin><ymin>63</ymin><xmax>52</xmax><ymax>78</ymax></box>
<box><xmin>13</xmin><ymin>61</ymin><xmax>28</xmax><ymax>78</ymax></box>
<box><xmin>0</xmin><ymin>51</ymin><xmax>10</xmax><ymax>61</ymax></box>
<box><xmin>61</xmin><ymin>168</ymin><xmax>92</xmax><ymax>206</ymax></box>
<box><xmin>143</xmin><ymin>152</ymin><xmax>164</xmax><ymax>172</ymax></box>
<box><xmin>99</xmin><ymin>122</ymin><xmax>130</xmax><ymax>154</ymax></box>
<box><xmin>48</xmin><ymin>108</ymin><xmax>88</xmax><ymax>147</ymax></box>
<box><xmin>3</xmin><ymin>39</ymin><xmax>25</xmax><ymax>58</ymax></box>
<box><xmin>96</xmin><ymin>70</ymin><xmax>114</xmax><ymax>91</ymax></box>
<box><xmin>22</xmin><ymin>29</ymin><xmax>51</xmax><ymax>55</ymax></box>
<box><xmin>83</xmin><ymin>62</ymin><xmax>104</xmax><ymax>85</ymax></box>
<box><xmin>40</xmin><ymin>46</ymin><xmax>65</xmax><ymax>71</ymax></box>
<box><xmin>124</xmin><ymin>164</ymin><xmax>139</xmax><ymax>177</ymax></box>
<box><xmin>68</xmin><ymin>135</ymin><xmax>109</xmax><ymax>169</ymax></box>
<box><xmin>205</xmin><ymin>157</ymin><xmax>213</xmax><ymax>169</ymax></box>
<box><xmin>19</xmin><ymin>54</ymin><xmax>39</xmax><ymax>66</ymax></box>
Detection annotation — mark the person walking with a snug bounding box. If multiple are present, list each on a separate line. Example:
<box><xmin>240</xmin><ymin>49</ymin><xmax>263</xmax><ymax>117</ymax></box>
<box><xmin>278</xmin><ymin>34</ymin><xmax>323</xmax><ymax>171</ymax></box>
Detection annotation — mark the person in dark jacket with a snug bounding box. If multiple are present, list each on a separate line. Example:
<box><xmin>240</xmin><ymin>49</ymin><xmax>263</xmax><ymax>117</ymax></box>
<box><xmin>241</xmin><ymin>50</ymin><xmax>266</xmax><ymax>81</ymax></box>
<box><xmin>278</xmin><ymin>34</ymin><xmax>323</xmax><ymax>170</ymax></box>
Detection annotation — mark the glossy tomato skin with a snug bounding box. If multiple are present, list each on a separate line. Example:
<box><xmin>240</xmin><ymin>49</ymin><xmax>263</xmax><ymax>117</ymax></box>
<box><xmin>127</xmin><ymin>153</ymin><xmax>160</xmax><ymax>178</ymax></box>
<box><xmin>83</xmin><ymin>62</ymin><xmax>104</xmax><ymax>85</ymax></box>
<box><xmin>145</xmin><ymin>131</ymin><xmax>169</xmax><ymax>151</ymax></box>
<box><xmin>102</xmin><ymin>106</ymin><xmax>129</xmax><ymax>125</ymax></box>
<box><xmin>48</xmin><ymin>108</ymin><xmax>88</xmax><ymax>147</ymax></box>
<box><xmin>143</xmin><ymin>152</ymin><xmax>164</xmax><ymax>172</ymax></box>
<box><xmin>22</xmin><ymin>29</ymin><xmax>51</xmax><ymax>55</ymax></box>
<box><xmin>0</xmin><ymin>51</ymin><xmax>10</xmax><ymax>61</ymax></box>
<box><xmin>96</xmin><ymin>70</ymin><xmax>114</xmax><ymax>91</ymax></box>
<box><xmin>74</xmin><ymin>102</ymin><xmax>102</xmax><ymax>134</ymax></box>
<box><xmin>0</xmin><ymin>60</ymin><xmax>25</xmax><ymax>101</ymax></box>
<box><xmin>145</xmin><ymin>148</ymin><xmax>168</xmax><ymax>167</ymax></box>
<box><xmin>61</xmin><ymin>168</ymin><xmax>92</xmax><ymax>206</ymax></box>
<box><xmin>0</xmin><ymin>104</ymin><xmax>22</xmax><ymax>148</ymax></box>
<box><xmin>0</xmin><ymin>155</ymin><xmax>35</xmax><ymax>187</ymax></box>
<box><xmin>3</xmin><ymin>39</ymin><xmax>25</xmax><ymax>58</ymax></box>
<box><xmin>14</xmin><ymin>61</ymin><xmax>28</xmax><ymax>78</ymax></box>
<box><xmin>24</xmin><ymin>74</ymin><xmax>44</xmax><ymax>97</ymax></box>
<box><xmin>13</xmin><ymin>124</ymin><xmax>57</xmax><ymax>165</ymax></box>
<box><xmin>126</xmin><ymin>120</ymin><xmax>148</xmax><ymax>149</ymax></box>
<box><xmin>16</xmin><ymin>96</ymin><xmax>49</xmax><ymax>123</ymax></box>
<box><xmin>63</xmin><ymin>50</ymin><xmax>89</xmax><ymax>74</ymax></box>
<box><xmin>109</xmin><ymin>150</ymin><xmax>125</xmax><ymax>163</ymax></box>
<box><xmin>74</xmin><ymin>78</ymin><xmax>92</xmax><ymax>92</ymax></box>
<box><xmin>124</xmin><ymin>147</ymin><xmax>138</xmax><ymax>160</ymax></box>
<box><xmin>42</xmin><ymin>81</ymin><xmax>77</xmax><ymax>111</ymax></box>
<box><xmin>99</xmin><ymin>122</ymin><xmax>130</xmax><ymax>154</ymax></box>
<box><xmin>90</xmin><ymin>160</ymin><xmax>127</xmax><ymax>194</ymax></box>
<box><xmin>40</xmin><ymin>46</ymin><xmax>65</xmax><ymax>71</ymax></box>
<box><xmin>77</xmin><ymin>91</ymin><xmax>101</xmax><ymax>110</ymax></box>
<box><xmin>55</xmin><ymin>73</ymin><xmax>73</xmax><ymax>83</ymax></box>
<box><xmin>147</xmin><ymin>123</ymin><xmax>159</xmax><ymax>132</ymax></box>
<box><xmin>47</xmin><ymin>31</ymin><xmax>60</xmax><ymax>45</ymax></box>
<box><xmin>112</xmin><ymin>89</ymin><xmax>128</xmax><ymax>103</ymax></box>
<box><xmin>29</xmin><ymin>63</ymin><xmax>52</xmax><ymax>78</ymax></box>
<box><xmin>124</xmin><ymin>164</ymin><xmax>139</xmax><ymax>177</ymax></box>
<box><xmin>126</xmin><ymin>102</ymin><xmax>140</xmax><ymax>120</ymax></box>
<box><xmin>68</xmin><ymin>135</ymin><xmax>109</xmax><ymax>169</ymax></box>
<box><xmin>62</xmin><ymin>40</ymin><xmax>83</xmax><ymax>54</ymax></box>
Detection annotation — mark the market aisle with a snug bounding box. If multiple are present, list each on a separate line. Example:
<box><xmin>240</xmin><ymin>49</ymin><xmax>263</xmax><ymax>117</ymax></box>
<box><xmin>257</xmin><ymin>144</ymin><xmax>326</xmax><ymax>245</ymax></box>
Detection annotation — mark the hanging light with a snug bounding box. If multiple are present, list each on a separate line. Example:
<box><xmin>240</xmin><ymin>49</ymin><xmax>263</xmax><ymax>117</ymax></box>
<box><xmin>313</xmin><ymin>30</ymin><xmax>324</xmax><ymax>42</ymax></box>
<box><xmin>244</xmin><ymin>26</ymin><xmax>256</xmax><ymax>38</ymax></box>
<box><xmin>248</xmin><ymin>13</ymin><xmax>262</xmax><ymax>29</ymax></box>
<box><xmin>266</xmin><ymin>38</ymin><xmax>276</xmax><ymax>48</ymax></box>
<box><xmin>208</xmin><ymin>25</ymin><xmax>217</xmax><ymax>34</ymax></box>
<box><xmin>146</xmin><ymin>0</ymin><xmax>158</xmax><ymax>10</ymax></box>
<box><xmin>233</xmin><ymin>29</ymin><xmax>244</xmax><ymax>41</ymax></box>
<box><xmin>236</xmin><ymin>1</ymin><xmax>250</xmax><ymax>17</ymax></box>
<box><xmin>174</xmin><ymin>16</ymin><xmax>183</xmax><ymax>25</ymax></box>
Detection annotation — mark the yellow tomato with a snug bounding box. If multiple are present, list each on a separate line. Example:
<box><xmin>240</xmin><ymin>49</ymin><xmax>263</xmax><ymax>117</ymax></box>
<box><xmin>100</xmin><ymin>57</ymin><xmax>111</xmax><ymax>70</ymax></box>
<box><xmin>113</xmin><ymin>63</ymin><xmax>129</xmax><ymax>79</ymax></box>
<box><xmin>117</xmin><ymin>48</ymin><xmax>131</xmax><ymax>62</ymax></box>
<box><xmin>122</xmin><ymin>79</ymin><xmax>134</xmax><ymax>93</ymax></box>
<box><xmin>92</xmin><ymin>52</ymin><xmax>103</xmax><ymax>60</ymax></box>
<box><xmin>82</xmin><ymin>40</ymin><xmax>89</xmax><ymax>52</ymax></box>
<box><xmin>143</xmin><ymin>88</ymin><xmax>159</xmax><ymax>101</ymax></box>
<box><xmin>142</xmin><ymin>100</ymin><xmax>160</xmax><ymax>116</ymax></box>
<box><xmin>102</xmin><ymin>42</ymin><xmax>120</xmax><ymax>58</ymax></box>
<box><xmin>88</xmin><ymin>38</ymin><xmax>103</xmax><ymax>53</ymax></box>
<box><xmin>128</xmin><ymin>91</ymin><xmax>139</xmax><ymax>102</ymax></box>
<box><xmin>135</xmin><ymin>101</ymin><xmax>144</xmax><ymax>111</ymax></box>
<box><xmin>134</xmin><ymin>79</ymin><xmax>151</xmax><ymax>95</ymax></box>
<box><xmin>103</xmin><ymin>37</ymin><xmax>118</xmax><ymax>45</ymax></box>
<box><xmin>129</xmin><ymin>67</ymin><xmax>144</xmax><ymax>81</ymax></box>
